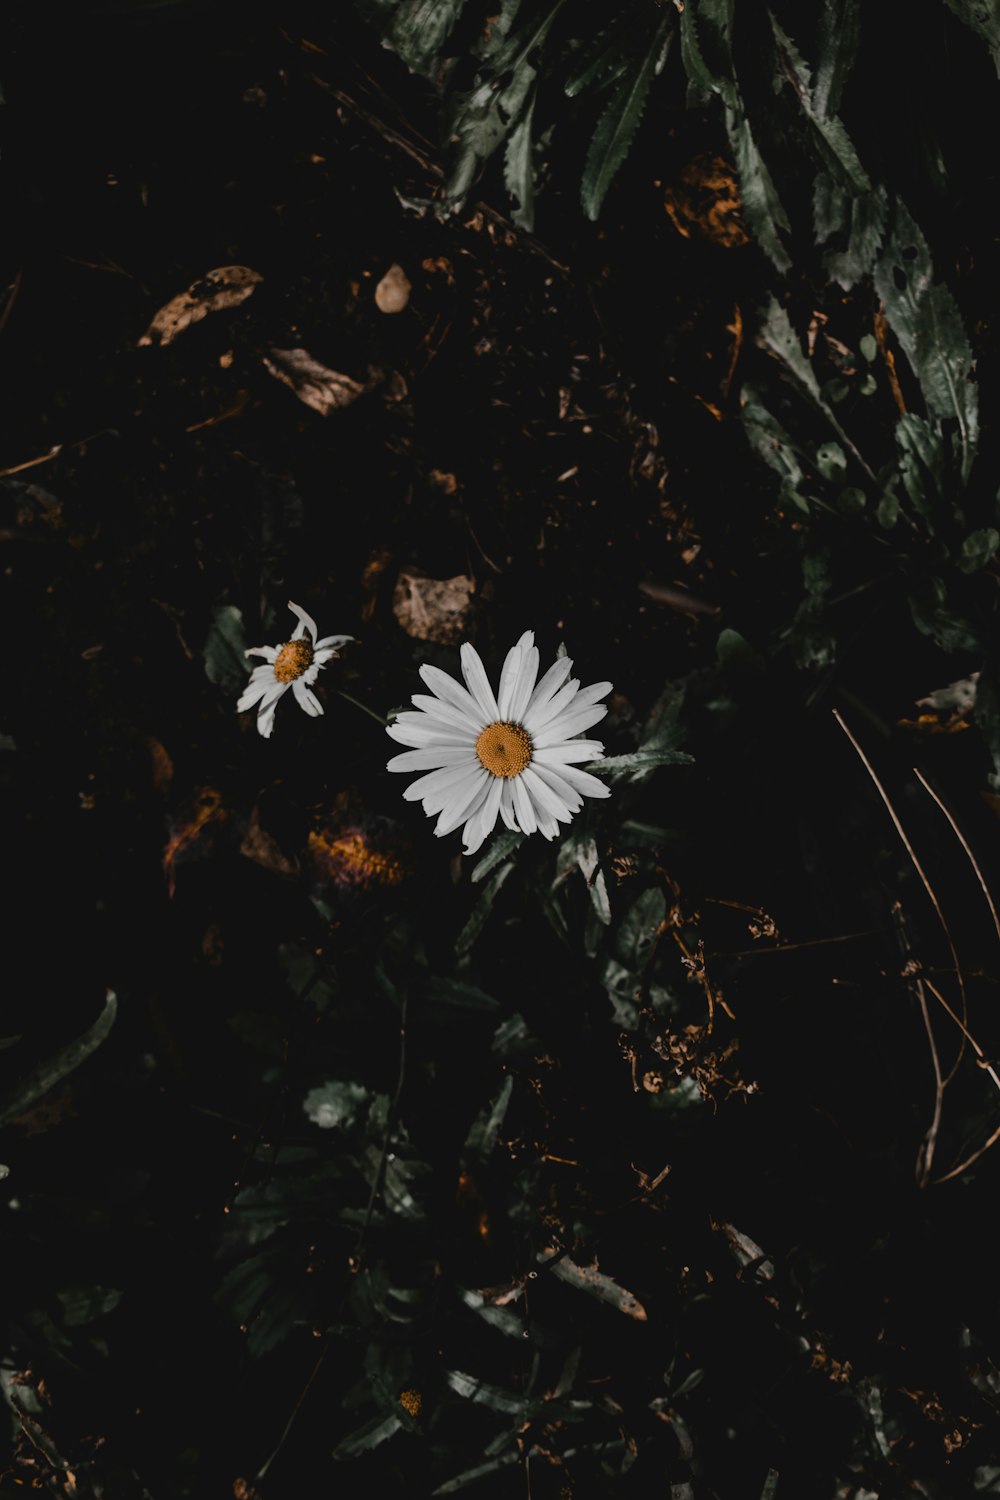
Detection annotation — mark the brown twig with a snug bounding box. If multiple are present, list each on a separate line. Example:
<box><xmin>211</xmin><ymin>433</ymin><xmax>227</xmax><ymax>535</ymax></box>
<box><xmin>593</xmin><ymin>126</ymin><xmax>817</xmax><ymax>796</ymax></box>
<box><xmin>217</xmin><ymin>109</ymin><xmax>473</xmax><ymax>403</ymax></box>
<box><xmin>913</xmin><ymin>768</ymin><xmax>1000</xmax><ymax>949</ymax></box>
<box><xmin>832</xmin><ymin>710</ymin><xmax>969</xmax><ymax>1081</ymax></box>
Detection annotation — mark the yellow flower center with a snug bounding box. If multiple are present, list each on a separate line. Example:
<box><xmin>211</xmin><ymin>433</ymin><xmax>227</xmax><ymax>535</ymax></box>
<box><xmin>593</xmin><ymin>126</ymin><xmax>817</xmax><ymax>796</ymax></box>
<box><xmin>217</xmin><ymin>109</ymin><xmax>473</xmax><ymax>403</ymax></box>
<box><xmin>273</xmin><ymin>639</ymin><xmax>314</xmax><ymax>683</ymax></box>
<box><xmin>475</xmin><ymin>720</ymin><xmax>532</xmax><ymax>779</ymax></box>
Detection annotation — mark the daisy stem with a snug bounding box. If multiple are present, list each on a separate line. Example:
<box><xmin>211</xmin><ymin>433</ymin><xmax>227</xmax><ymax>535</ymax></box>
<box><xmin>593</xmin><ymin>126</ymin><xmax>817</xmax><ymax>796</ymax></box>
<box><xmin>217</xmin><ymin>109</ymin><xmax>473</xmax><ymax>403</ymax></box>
<box><xmin>336</xmin><ymin>688</ymin><xmax>389</xmax><ymax>727</ymax></box>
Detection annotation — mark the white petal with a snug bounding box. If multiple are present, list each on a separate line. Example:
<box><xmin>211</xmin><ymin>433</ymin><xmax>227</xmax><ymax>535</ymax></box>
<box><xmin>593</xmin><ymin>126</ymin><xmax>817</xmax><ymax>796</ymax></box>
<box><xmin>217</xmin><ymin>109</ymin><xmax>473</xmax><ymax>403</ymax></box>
<box><xmin>424</xmin><ymin>763</ymin><xmax>486</xmax><ymax>817</ymax></box>
<box><xmin>386</xmin><ymin>720</ymin><xmax>477</xmax><ymax>749</ymax></box>
<box><xmin>314</xmin><ymin>634</ymin><xmax>354</xmax><ymax>651</ymax></box>
<box><xmin>288</xmin><ymin>600</ymin><xmax>318</xmax><ymax>643</ymax></box>
<box><xmin>522</xmin><ymin>766</ymin><xmax>573</xmax><ymax>824</ymax></box>
<box><xmin>508</xmin><ymin>644</ymin><xmax>539</xmax><ymax>723</ymax></box>
<box><xmin>499</xmin><ymin>782</ymin><xmax>518</xmax><ymax>831</ymax></box>
<box><xmin>529</xmin><ymin>762</ymin><xmax>583</xmax><ymax>813</ymax></box>
<box><xmin>435</xmin><ymin>770</ymin><xmax>490</xmax><ymax>836</ymax></box>
<box><xmin>524</xmin><ymin>656</ymin><xmax>573</xmax><ymax>720</ymax></box>
<box><xmin>387</xmin><ymin>747</ymin><xmax>477</xmax><ymax>773</ymax></box>
<box><xmin>463</xmin><ymin>775</ymin><xmax>503</xmax><ymax>855</ymax></box>
<box><xmin>511</xmin><ymin>774</ymin><xmax>537</xmax><ymax>835</ymax></box>
<box><xmin>418</xmin><ymin>664</ymin><xmax>484</xmax><ymax>724</ymax></box>
<box><xmin>534</xmin><ymin>703</ymin><xmax>608</xmax><ymax>746</ymax></box>
<box><xmin>312</xmin><ymin>648</ymin><xmax>340</xmax><ymax>668</ymax></box>
<box><xmin>460</xmin><ymin>644</ymin><xmax>501</xmax><ymax>722</ymax></box>
<box><xmin>534</xmin><ymin>740</ymin><xmax>606</xmax><ymax>765</ymax></box>
<box><xmin>497</xmin><ymin>643</ymin><xmax>523</xmax><ymax>720</ymax></box>
<box><xmin>524</xmin><ymin>678</ymin><xmax>580</xmax><ymax>734</ymax></box>
<box><xmin>568</xmin><ymin>680</ymin><xmax>613</xmax><ymax>710</ymax></box>
<box><xmin>245</xmin><ymin>645</ymin><xmax>278</xmax><ymax>662</ymax></box>
<box><xmin>536</xmin><ymin>814</ymin><xmax>561</xmax><ymax>840</ymax></box>
<box><xmin>257</xmin><ymin>692</ymin><xmax>284</xmax><ymax>738</ymax></box>
<box><xmin>292</xmin><ymin>679</ymin><xmax>323</xmax><ymax>717</ymax></box>
<box><xmin>237</xmin><ymin>675</ymin><xmax>276</xmax><ymax>712</ymax></box>
<box><xmin>554</xmin><ymin>763</ymin><xmax>612</xmax><ymax>799</ymax></box>
<box><xmin>402</xmin><ymin>761</ymin><xmax>480</xmax><ymax>805</ymax></box>
<box><xmin>410</xmin><ymin>693</ymin><xmax>482</xmax><ymax>735</ymax></box>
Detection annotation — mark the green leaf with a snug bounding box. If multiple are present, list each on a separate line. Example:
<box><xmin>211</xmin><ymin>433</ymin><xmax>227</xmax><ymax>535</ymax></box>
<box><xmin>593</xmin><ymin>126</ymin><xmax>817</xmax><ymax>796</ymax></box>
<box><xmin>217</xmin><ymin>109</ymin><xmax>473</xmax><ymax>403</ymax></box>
<box><xmin>204</xmin><ymin>604</ymin><xmax>249</xmax><ymax>695</ymax></box>
<box><xmin>837</xmin><ymin>486</ymin><xmax>866</xmax><ymax>514</ymax></box>
<box><xmin>503</xmin><ymin>92</ymin><xmax>537</xmax><ymax>229</ymax></box>
<box><xmin>860</xmin><ymin>334</ymin><xmax>877</xmax><ymax>363</ymax></box>
<box><xmin>0</xmin><ymin>990</ymin><xmax>117</xmax><ymax>1128</ymax></box>
<box><xmin>581</xmin><ymin>17</ymin><xmax>671</xmax><ymax>220</ymax></box>
<box><xmin>874</xmin><ymin>201</ymin><xmax>978</xmax><ymax>480</ymax></box>
<box><xmin>432</xmin><ymin>1453</ymin><xmax>520</xmax><ymax>1494</ymax></box>
<box><xmin>445</xmin><ymin>0</ymin><xmax>567</xmax><ymax>212</ymax></box>
<box><xmin>593</xmin><ymin>749</ymin><xmax>693</xmax><ymax>783</ymax></box>
<box><xmin>942</xmin><ymin>0</ymin><xmax>1000</xmax><ymax>73</ymax></box>
<box><xmin>56</xmin><ymin>1286</ymin><xmax>123</xmax><ymax>1326</ymax></box>
<box><xmin>958</xmin><ymin>527</ymin><xmax>999</xmax><ymax>574</ymax></box>
<box><xmin>426</xmin><ymin>977</ymin><xmax>500</xmax><ymax>1011</ymax></box>
<box><xmin>617</xmin><ymin>888</ymin><xmax>666</xmax><ymax>971</ymax></box>
<box><xmin>333</xmin><ymin>1413</ymin><xmax>404</xmax><ymax>1460</ymax></box>
<box><xmin>358</xmin><ymin>0</ymin><xmax>467</xmax><ymax>76</ymax></box>
<box><xmin>815</xmin><ymin>441</ymin><xmax>846</xmax><ymax>479</ymax></box>
<box><xmin>456</xmin><ymin>862</ymin><xmax>514</xmax><ymax>955</ymax></box>
<box><xmin>769</xmin><ymin>14</ymin><xmax>869</xmax><ymax>192</ymax></box>
<box><xmin>895</xmin><ymin>412</ymin><xmax>945</xmax><ymax>516</ymax></box>
<box><xmin>445</xmin><ymin>1368</ymin><xmax>527</xmax><ymax>1415</ymax></box>
<box><xmin>728</xmin><ymin>109</ymin><xmax>791</xmax><ymax>273</ymax></box>
<box><xmin>814</xmin><ymin>0</ymin><xmax>861</xmax><ymax>116</ymax></box>
<box><xmin>471</xmin><ymin>829</ymin><xmax>526</xmax><ymax>882</ymax></box>
<box><xmin>464</xmin><ymin>1075</ymin><xmax>514</xmax><ymax>1161</ymax></box>
<box><xmin>824</xmin><ymin>188</ymin><xmax>887</xmax><ymax>289</ymax></box>
<box><xmin>575</xmin><ymin>835</ymin><xmax>611</xmax><ymax>925</ymax></box>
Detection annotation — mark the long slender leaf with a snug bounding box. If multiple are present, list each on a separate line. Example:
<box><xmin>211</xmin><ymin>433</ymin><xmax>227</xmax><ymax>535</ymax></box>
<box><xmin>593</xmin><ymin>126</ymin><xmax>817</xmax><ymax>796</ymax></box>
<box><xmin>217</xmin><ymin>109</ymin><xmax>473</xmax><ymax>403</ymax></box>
<box><xmin>581</xmin><ymin>16</ymin><xmax>672</xmax><ymax>220</ymax></box>
<box><xmin>0</xmin><ymin>991</ymin><xmax>118</xmax><ymax>1128</ymax></box>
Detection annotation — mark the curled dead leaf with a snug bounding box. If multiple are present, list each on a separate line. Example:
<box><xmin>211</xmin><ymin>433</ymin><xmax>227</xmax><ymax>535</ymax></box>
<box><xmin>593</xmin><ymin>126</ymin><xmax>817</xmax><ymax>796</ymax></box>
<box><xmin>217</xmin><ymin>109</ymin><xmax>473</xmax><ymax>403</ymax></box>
<box><xmin>393</xmin><ymin>569</ymin><xmax>474</xmax><ymax>645</ymax></box>
<box><xmin>308</xmin><ymin>824</ymin><xmax>411</xmax><ymax>891</ymax></box>
<box><xmin>138</xmin><ymin>266</ymin><xmax>262</xmax><ymax>347</ymax></box>
<box><xmin>374</xmin><ymin>263</ymin><xmax>411</xmax><ymax>314</ymax></box>
<box><xmin>663</xmin><ymin>155</ymin><xmax>749</xmax><ymax>248</ymax></box>
<box><xmin>262</xmin><ymin>348</ymin><xmax>366</xmax><ymax>415</ymax></box>
<box><xmin>163</xmin><ymin>787</ymin><xmax>227</xmax><ymax>897</ymax></box>
<box><xmin>240</xmin><ymin>807</ymin><xmax>300</xmax><ymax>879</ymax></box>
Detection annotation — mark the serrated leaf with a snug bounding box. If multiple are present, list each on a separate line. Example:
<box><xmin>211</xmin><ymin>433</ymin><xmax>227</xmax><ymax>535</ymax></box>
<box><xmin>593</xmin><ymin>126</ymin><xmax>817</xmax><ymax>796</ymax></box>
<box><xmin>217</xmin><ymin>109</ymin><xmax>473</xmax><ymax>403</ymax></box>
<box><xmin>581</xmin><ymin>17</ymin><xmax>671</xmax><ymax>220</ymax></box>
<box><xmin>814</xmin><ymin>0</ymin><xmax>861</xmax><ymax>115</ymax></box>
<box><xmin>445</xmin><ymin>0</ymin><xmax>566</xmax><ymax>211</ymax></box>
<box><xmin>0</xmin><ymin>990</ymin><xmax>117</xmax><ymax>1128</ymax></box>
<box><xmin>333</xmin><ymin>1412</ymin><xmax>404</xmax><ymax>1460</ymax></box>
<box><xmin>383</xmin><ymin>0</ymin><xmax>467</xmax><ymax>76</ymax></box>
<box><xmin>456</xmin><ymin>861</ymin><xmax>514</xmax><ymax>955</ymax></box>
<box><xmin>592</xmin><ymin>749</ymin><xmax>693</xmax><ymax>782</ymax></box>
<box><xmin>875</xmin><ymin>201</ymin><xmax>978</xmax><ymax>480</ymax></box>
<box><xmin>203</xmin><ymin>604</ymin><xmax>249</xmax><ymax>695</ymax></box>
<box><xmin>769</xmin><ymin>13</ymin><xmax>869</xmax><ymax>192</ymax></box>
<box><xmin>895</xmin><ymin>412</ymin><xmax>945</xmax><ymax>515</ymax></box>
<box><xmin>544</xmin><ymin>1252</ymin><xmax>648</xmax><ymax>1320</ymax></box>
<box><xmin>824</xmin><ymin>188</ymin><xmax>887</xmax><ymax>289</ymax></box>
<box><xmin>728</xmin><ymin>110</ymin><xmax>791</xmax><ymax>273</ymax></box>
<box><xmin>471</xmin><ymin>829</ymin><xmax>526</xmax><ymax>883</ymax></box>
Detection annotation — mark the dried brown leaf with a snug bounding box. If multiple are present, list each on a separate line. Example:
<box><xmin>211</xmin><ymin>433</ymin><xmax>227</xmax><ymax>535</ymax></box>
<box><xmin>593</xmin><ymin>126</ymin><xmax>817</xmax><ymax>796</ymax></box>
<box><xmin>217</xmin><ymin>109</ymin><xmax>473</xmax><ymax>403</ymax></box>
<box><xmin>392</xmin><ymin>569</ymin><xmax>474</xmax><ymax>645</ymax></box>
<box><xmin>138</xmin><ymin>266</ymin><xmax>262</xmax><ymax>347</ymax></box>
<box><xmin>262</xmin><ymin>347</ymin><xmax>366</xmax><ymax>415</ymax></box>
<box><xmin>240</xmin><ymin>807</ymin><xmax>300</xmax><ymax>879</ymax></box>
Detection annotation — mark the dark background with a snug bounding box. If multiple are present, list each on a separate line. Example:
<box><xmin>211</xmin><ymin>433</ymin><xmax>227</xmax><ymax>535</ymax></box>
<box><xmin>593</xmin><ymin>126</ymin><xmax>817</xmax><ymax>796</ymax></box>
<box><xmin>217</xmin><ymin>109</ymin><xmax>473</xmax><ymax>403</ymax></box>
<box><xmin>1</xmin><ymin>3</ymin><xmax>999</xmax><ymax>1496</ymax></box>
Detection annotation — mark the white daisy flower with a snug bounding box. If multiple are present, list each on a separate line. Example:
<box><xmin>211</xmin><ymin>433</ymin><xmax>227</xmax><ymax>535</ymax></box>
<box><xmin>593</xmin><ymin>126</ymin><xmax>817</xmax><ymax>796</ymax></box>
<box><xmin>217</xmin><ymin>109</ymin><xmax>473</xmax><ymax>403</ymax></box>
<box><xmin>237</xmin><ymin>600</ymin><xmax>353</xmax><ymax>739</ymax></box>
<box><xmin>386</xmin><ymin>631</ymin><xmax>612</xmax><ymax>855</ymax></box>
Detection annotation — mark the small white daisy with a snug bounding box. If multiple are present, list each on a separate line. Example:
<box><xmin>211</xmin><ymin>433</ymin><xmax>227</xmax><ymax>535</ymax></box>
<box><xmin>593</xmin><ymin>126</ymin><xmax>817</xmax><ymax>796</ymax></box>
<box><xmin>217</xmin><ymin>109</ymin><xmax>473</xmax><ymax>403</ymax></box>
<box><xmin>237</xmin><ymin>600</ymin><xmax>353</xmax><ymax>739</ymax></box>
<box><xmin>386</xmin><ymin>631</ymin><xmax>612</xmax><ymax>855</ymax></box>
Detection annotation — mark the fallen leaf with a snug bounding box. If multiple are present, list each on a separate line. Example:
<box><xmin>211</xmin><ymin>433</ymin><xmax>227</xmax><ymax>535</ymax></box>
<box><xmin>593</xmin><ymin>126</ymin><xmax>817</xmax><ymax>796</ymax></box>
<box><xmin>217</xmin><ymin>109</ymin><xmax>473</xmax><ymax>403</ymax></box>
<box><xmin>163</xmin><ymin>787</ymin><xmax>227</xmax><ymax>897</ymax></box>
<box><xmin>375</xmin><ymin>263</ymin><xmax>411</xmax><ymax>313</ymax></box>
<box><xmin>240</xmin><ymin>807</ymin><xmax>300</xmax><ymax>878</ymax></box>
<box><xmin>662</xmin><ymin>155</ymin><xmax>749</xmax><ymax>248</ymax></box>
<box><xmin>392</xmin><ymin>569</ymin><xmax>474</xmax><ymax>644</ymax></box>
<box><xmin>308</xmin><ymin>825</ymin><xmax>411</xmax><ymax>890</ymax></box>
<box><xmin>138</xmin><ymin>266</ymin><xmax>262</xmax><ymax>347</ymax></box>
<box><xmin>147</xmin><ymin>737</ymin><xmax>174</xmax><ymax>793</ymax></box>
<box><xmin>262</xmin><ymin>348</ymin><xmax>366</xmax><ymax>415</ymax></box>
